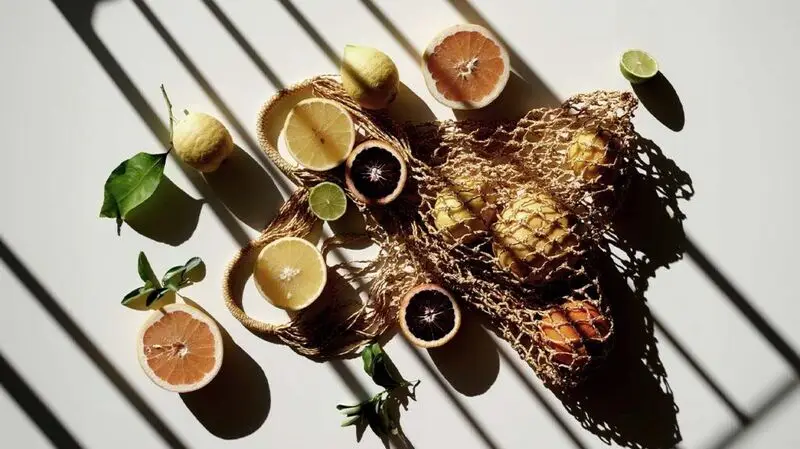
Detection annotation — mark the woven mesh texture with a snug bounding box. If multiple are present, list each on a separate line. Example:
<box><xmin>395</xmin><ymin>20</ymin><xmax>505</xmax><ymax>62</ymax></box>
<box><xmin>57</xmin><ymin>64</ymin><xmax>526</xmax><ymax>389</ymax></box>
<box><xmin>223</xmin><ymin>75</ymin><xmax>639</xmax><ymax>389</ymax></box>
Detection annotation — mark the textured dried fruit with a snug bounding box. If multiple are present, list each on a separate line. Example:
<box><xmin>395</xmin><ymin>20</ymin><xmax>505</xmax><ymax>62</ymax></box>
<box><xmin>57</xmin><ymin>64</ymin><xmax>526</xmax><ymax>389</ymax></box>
<box><xmin>432</xmin><ymin>178</ymin><xmax>496</xmax><ymax>244</ymax></box>
<box><xmin>536</xmin><ymin>299</ymin><xmax>611</xmax><ymax>370</ymax></box>
<box><xmin>565</xmin><ymin>131</ymin><xmax>615</xmax><ymax>182</ymax></box>
<box><xmin>491</xmin><ymin>192</ymin><xmax>579</xmax><ymax>283</ymax></box>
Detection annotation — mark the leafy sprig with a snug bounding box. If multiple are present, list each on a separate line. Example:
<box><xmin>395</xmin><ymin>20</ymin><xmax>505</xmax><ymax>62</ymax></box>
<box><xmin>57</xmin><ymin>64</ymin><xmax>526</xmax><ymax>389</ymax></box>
<box><xmin>99</xmin><ymin>85</ymin><xmax>177</xmax><ymax>235</ymax></box>
<box><xmin>337</xmin><ymin>343</ymin><xmax>420</xmax><ymax>442</ymax></box>
<box><xmin>122</xmin><ymin>252</ymin><xmax>206</xmax><ymax>309</ymax></box>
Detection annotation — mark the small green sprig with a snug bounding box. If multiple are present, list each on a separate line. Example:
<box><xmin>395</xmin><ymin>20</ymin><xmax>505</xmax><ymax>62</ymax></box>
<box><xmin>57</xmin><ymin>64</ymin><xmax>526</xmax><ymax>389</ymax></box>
<box><xmin>337</xmin><ymin>343</ymin><xmax>420</xmax><ymax>442</ymax></box>
<box><xmin>121</xmin><ymin>252</ymin><xmax>206</xmax><ymax>310</ymax></box>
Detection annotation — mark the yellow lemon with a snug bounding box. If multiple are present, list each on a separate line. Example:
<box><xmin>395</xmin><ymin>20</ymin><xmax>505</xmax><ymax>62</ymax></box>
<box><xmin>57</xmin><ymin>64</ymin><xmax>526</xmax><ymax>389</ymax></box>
<box><xmin>341</xmin><ymin>45</ymin><xmax>400</xmax><ymax>110</ymax></box>
<box><xmin>253</xmin><ymin>237</ymin><xmax>327</xmax><ymax>311</ymax></box>
<box><xmin>173</xmin><ymin>112</ymin><xmax>234</xmax><ymax>173</ymax></box>
<box><xmin>283</xmin><ymin>98</ymin><xmax>356</xmax><ymax>171</ymax></box>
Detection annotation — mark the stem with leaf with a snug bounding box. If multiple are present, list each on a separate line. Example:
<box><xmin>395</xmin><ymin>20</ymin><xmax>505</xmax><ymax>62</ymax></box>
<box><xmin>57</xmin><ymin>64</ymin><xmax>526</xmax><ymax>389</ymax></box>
<box><xmin>337</xmin><ymin>343</ymin><xmax>420</xmax><ymax>442</ymax></box>
<box><xmin>160</xmin><ymin>84</ymin><xmax>176</xmax><ymax>152</ymax></box>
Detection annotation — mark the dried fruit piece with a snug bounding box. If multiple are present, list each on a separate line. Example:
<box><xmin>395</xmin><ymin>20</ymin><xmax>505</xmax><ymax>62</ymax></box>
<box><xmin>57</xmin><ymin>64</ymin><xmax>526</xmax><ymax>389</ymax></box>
<box><xmin>345</xmin><ymin>140</ymin><xmax>407</xmax><ymax>205</ymax></box>
<box><xmin>432</xmin><ymin>177</ymin><xmax>496</xmax><ymax>244</ymax></box>
<box><xmin>536</xmin><ymin>299</ymin><xmax>611</xmax><ymax>370</ymax></box>
<box><xmin>491</xmin><ymin>192</ymin><xmax>580</xmax><ymax>283</ymax></box>
<box><xmin>399</xmin><ymin>284</ymin><xmax>461</xmax><ymax>349</ymax></box>
<box><xmin>566</xmin><ymin>131</ymin><xmax>615</xmax><ymax>183</ymax></box>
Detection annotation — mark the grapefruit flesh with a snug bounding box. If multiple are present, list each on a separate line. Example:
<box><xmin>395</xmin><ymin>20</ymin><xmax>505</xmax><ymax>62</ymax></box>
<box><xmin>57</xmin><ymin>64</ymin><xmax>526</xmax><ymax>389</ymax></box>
<box><xmin>422</xmin><ymin>24</ymin><xmax>510</xmax><ymax>110</ymax></box>
<box><xmin>137</xmin><ymin>303</ymin><xmax>223</xmax><ymax>393</ymax></box>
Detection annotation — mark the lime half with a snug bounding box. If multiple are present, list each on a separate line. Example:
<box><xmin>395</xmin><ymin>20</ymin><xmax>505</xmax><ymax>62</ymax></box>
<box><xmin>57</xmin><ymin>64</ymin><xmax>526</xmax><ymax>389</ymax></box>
<box><xmin>309</xmin><ymin>182</ymin><xmax>347</xmax><ymax>221</ymax></box>
<box><xmin>620</xmin><ymin>50</ymin><xmax>659</xmax><ymax>84</ymax></box>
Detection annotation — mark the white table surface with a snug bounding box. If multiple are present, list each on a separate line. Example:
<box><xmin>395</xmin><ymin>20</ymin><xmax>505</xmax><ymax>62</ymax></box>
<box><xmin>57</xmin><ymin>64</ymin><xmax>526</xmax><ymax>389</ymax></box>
<box><xmin>2</xmin><ymin>1</ymin><xmax>800</xmax><ymax>448</ymax></box>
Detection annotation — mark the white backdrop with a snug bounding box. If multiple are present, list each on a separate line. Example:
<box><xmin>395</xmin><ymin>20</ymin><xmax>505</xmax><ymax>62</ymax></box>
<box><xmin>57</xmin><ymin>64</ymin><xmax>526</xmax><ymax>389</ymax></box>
<box><xmin>2</xmin><ymin>1</ymin><xmax>800</xmax><ymax>448</ymax></box>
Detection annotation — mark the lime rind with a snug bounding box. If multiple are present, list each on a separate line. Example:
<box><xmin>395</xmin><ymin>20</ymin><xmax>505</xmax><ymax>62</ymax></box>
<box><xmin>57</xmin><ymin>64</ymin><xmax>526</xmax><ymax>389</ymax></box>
<box><xmin>620</xmin><ymin>50</ymin><xmax>659</xmax><ymax>84</ymax></box>
<box><xmin>309</xmin><ymin>181</ymin><xmax>348</xmax><ymax>221</ymax></box>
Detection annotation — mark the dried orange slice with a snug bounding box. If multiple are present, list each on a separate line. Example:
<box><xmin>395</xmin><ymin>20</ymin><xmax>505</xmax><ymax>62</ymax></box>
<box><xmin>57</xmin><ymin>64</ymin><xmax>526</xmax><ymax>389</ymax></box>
<box><xmin>422</xmin><ymin>24</ymin><xmax>510</xmax><ymax>110</ymax></box>
<box><xmin>137</xmin><ymin>303</ymin><xmax>223</xmax><ymax>393</ymax></box>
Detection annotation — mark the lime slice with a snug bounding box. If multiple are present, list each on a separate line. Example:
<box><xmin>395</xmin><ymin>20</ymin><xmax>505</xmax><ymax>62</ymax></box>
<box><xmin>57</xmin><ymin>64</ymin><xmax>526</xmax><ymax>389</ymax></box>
<box><xmin>620</xmin><ymin>50</ymin><xmax>659</xmax><ymax>84</ymax></box>
<box><xmin>308</xmin><ymin>182</ymin><xmax>348</xmax><ymax>221</ymax></box>
<box><xmin>253</xmin><ymin>237</ymin><xmax>327</xmax><ymax>311</ymax></box>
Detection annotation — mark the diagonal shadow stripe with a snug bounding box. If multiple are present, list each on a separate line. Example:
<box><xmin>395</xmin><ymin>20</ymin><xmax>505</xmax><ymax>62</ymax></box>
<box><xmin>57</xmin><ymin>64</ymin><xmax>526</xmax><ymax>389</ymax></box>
<box><xmin>130</xmin><ymin>0</ymin><xmax>293</xmax><ymax>196</ymax></box>
<box><xmin>51</xmin><ymin>0</ymin><xmax>252</xmax><ymax>247</ymax></box>
<box><xmin>0</xmin><ymin>351</ymin><xmax>83</xmax><ymax>449</ymax></box>
<box><xmin>276</xmin><ymin>0</ymin><xmax>341</xmax><ymax>66</ymax></box>
<box><xmin>685</xmin><ymin>237</ymin><xmax>800</xmax><ymax>377</ymax></box>
<box><xmin>200</xmin><ymin>0</ymin><xmax>285</xmax><ymax>89</ymax></box>
<box><xmin>652</xmin><ymin>315</ymin><xmax>749</xmax><ymax>424</ymax></box>
<box><xmin>496</xmin><ymin>349</ymin><xmax>589</xmax><ymax>449</ymax></box>
<box><xmin>0</xmin><ymin>238</ymin><xmax>187</xmax><ymax>449</ymax></box>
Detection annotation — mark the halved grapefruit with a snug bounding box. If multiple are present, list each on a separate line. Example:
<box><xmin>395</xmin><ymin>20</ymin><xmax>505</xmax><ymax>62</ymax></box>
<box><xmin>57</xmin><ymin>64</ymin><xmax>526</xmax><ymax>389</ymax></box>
<box><xmin>137</xmin><ymin>303</ymin><xmax>223</xmax><ymax>393</ymax></box>
<box><xmin>422</xmin><ymin>24</ymin><xmax>510</xmax><ymax>110</ymax></box>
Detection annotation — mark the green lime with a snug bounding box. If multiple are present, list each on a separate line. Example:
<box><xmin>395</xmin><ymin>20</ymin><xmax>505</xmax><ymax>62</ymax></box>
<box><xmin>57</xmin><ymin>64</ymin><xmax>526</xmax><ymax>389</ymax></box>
<box><xmin>309</xmin><ymin>182</ymin><xmax>348</xmax><ymax>221</ymax></box>
<box><xmin>620</xmin><ymin>50</ymin><xmax>659</xmax><ymax>84</ymax></box>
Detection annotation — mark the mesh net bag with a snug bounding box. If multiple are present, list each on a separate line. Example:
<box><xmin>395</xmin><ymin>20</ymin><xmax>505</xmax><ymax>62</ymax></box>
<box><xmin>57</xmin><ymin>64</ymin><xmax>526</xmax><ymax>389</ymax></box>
<box><xmin>223</xmin><ymin>75</ymin><xmax>639</xmax><ymax>389</ymax></box>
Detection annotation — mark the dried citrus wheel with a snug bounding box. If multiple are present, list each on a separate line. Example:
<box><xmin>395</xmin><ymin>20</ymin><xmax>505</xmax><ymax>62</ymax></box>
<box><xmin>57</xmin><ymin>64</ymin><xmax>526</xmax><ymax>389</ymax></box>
<box><xmin>422</xmin><ymin>24</ymin><xmax>510</xmax><ymax>110</ymax></box>
<box><xmin>253</xmin><ymin>237</ymin><xmax>327</xmax><ymax>311</ymax></box>
<box><xmin>282</xmin><ymin>98</ymin><xmax>356</xmax><ymax>171</ymax></box>
<box><xmin>137</xmin><ymin>303</ymin><xmax>224</xmax><ymax>393</ymax></box>
<box><xmin>399</xmin><ymin>284</ymin><xmax>461</xmax><ymax>349</ymax></box>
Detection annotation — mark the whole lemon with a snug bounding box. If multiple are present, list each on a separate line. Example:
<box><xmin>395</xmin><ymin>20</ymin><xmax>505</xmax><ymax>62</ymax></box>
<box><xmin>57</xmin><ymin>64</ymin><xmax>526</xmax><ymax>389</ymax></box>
<box><xmin>341</xmin><ymin>45</ymin><xmax>400</xmax><ymax>110</ymax></box>
<box><xmin>173</xmin><ymin>112</ymin><xmax>234</xmax><ymax>173</ymax></box>
<box><xmin>491</xmin><ymin>192</ymin><xmax>579</xmax><ymax>283</ymax></box>
<box><xmin>566</xmin><ymin>131</ymin><xmax>614</xmax><ymax>182</ymax></box>
<box><xmin>433</xmin><ymin>178</ymin><xmax>496</xmax><ymax>244</ymax></box>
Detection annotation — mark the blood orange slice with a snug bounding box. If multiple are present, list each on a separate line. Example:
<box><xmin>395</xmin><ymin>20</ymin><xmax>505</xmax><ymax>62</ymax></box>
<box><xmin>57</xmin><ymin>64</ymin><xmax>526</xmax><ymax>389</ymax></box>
<box><xmin>399</xmin><ymin>284</ymin><xmax>462</xmax><ymax>348</ymax></box>
<box><xmin>137</xmin><ymin>303</ymin><xmax>223</xmax><ymax>393</ymax></box>
<box><xmin>422</xmin><ymin>24</ymin><xmax>510</xmax><ymax>110</ymax></box>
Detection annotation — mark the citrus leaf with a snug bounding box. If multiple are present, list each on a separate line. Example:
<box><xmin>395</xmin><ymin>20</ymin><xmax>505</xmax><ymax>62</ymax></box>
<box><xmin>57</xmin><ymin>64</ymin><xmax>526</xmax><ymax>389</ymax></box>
<box><xmin>121</xmin><ymin>286</ymin><xmax>155</xmax><ymax>308</ymax></box>
<box><xmin>341</xmin><ymin>415</ymin><xmax>361</xmax><ymax>427</ymax></box>
<box><xmin>184</xmin><ymin>257</ymin><xmax>205</xmax><ymax>283</ymax></box>
<box><xmin>100</xmin><ymin>188</ymin><xmax>123</xmax><ymax>235</ymax></box>
<box><xmin>336</xmin><ymin>404</ymin><xmax>362</xmax><ymax>416</ymax></box>
<box><xmin>362</xmin><ymin>345</ymin><xmax>376</xmax><ymax>376</ymax></box>
<box><xmin>162</xmin><ymin>265</ymin><xmax>185</xmax><ymax>289</ymax></box>
<box><xmin>146</xmin><ymin>288</ymin><xmax>171</xmax><ymax>307</ymax></box>
<box><xmin>365</xmin><ymin>400</ymin><xmax>387</xmax><ymax>439</ymax></box>
<box><xmin>100</xmin><ymin>152</ymin><xmax>167</xmax><ymax>234</ymax></box>
<box><xmin>138</xmin><ymin>252</ymin><xmax>161</xmax><ymax>287</ymax></box>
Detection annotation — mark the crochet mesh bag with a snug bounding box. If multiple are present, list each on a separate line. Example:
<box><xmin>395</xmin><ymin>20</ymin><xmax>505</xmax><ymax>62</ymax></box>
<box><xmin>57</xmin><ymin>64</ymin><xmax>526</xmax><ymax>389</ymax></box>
<box><xmin>222</xmin><ymin>75</ymin><xmax>639</xmax><ymax>389</ymax></box>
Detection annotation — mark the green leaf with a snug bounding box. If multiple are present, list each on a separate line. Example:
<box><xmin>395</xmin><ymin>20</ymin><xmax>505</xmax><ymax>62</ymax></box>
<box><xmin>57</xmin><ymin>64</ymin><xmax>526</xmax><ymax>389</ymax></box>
<box><xmin>100</xmin><ymin>152</ymin><xmax>167</xmax><ymax>234</ymax></box>
<box><xmin>100</xmin><ymin>189</ymin><xmax>123</xmax><ymax>235</ymax></box>
<box><xmin>341</xmin><ymin>415</ymin><xmax>361</xmax><ymax>427</ymax></box>
<box><xmin>146</xmin><ymin>288</ymin><xmax>171</xmax><ymax>307</ymax></box>
<box><xmin>162</xmin><ymin>265</ymin><xmax>185</xmax><ymax>289</ymax></box>
<box><xmin>137</xmin><ymin>252</ymin><xmax>161</xmax><ymax>287</ymax></box>
<box><xmin>365</xmin><ymin>399</ymin><xmax>387</xmax><ymax>439</ymax></box>
<box><xmin>362</xmin><ymin>345</ymin><xmax>376</xmax><ymax>377</ymax></box>
<box><xmin>336</xmin><ymin>404</ymin><xmax>362</xmax><ymax>416</ymax></box>
<box><xmin>184</xmin><ymin>257</ymin><xmax>205</xmax><ymax>283</ymax></box>
<box><xmin>121</xmin><ymin>286</ymin><xmax>155</xmax><ymax>309</ymax></box>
